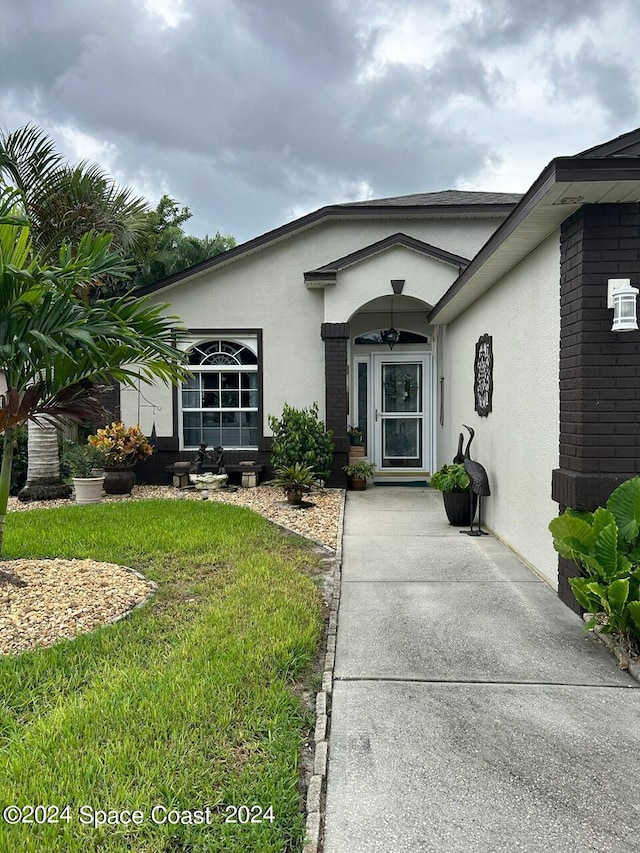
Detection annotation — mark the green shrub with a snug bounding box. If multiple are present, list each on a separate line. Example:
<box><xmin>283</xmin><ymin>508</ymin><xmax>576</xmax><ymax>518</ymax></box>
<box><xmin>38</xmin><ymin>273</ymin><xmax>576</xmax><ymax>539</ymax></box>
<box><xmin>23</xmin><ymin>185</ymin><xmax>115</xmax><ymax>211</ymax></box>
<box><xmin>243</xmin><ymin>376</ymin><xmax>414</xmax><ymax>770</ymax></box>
<box><xmin>0</xmin><ymin>426</ymin><xmax>28</xmax><ymax>495</ymax></box>
<box><xmin>268</xmin><ymin>402</ymin><xmax>334</xmax><ymax>481</ymax></box>
<box><xmin>549</xmin><ymin>476</ymin><xmax>640</xmax><ymax>640</ymax></box>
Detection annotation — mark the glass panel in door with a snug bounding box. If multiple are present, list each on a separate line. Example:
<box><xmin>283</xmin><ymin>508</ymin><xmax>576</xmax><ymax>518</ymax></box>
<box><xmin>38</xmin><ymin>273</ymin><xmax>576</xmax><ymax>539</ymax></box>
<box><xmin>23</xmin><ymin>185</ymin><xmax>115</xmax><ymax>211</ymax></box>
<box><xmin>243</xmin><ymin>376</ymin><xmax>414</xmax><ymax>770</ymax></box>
<box><xmin>381</xmin><ymin>362</ymin><xmax>422</xmax><ymax>468</ymax></box>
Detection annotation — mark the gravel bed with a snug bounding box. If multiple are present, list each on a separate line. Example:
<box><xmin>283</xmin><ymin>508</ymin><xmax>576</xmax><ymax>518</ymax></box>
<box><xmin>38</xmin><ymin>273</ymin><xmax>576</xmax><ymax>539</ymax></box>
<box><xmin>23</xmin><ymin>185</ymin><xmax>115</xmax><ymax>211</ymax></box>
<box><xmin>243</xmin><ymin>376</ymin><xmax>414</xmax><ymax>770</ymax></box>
<box><xmin>2</xmin><ymin>485</ymin><xmax>344</xmax><ymax>656</ymax></box>
<box><xmin>0</xmin><ymin>559</ymin><xmax>155</xmax><ymax>656</ymax></box>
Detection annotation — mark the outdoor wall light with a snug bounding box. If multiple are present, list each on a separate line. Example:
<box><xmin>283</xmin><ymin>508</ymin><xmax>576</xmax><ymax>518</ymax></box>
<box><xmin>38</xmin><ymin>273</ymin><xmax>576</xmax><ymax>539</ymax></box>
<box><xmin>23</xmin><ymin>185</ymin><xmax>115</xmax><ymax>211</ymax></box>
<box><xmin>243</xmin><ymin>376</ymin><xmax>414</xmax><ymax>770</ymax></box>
<box><xmin>608</xmin><ymin>278</ymin><xmax>639</xmax><ymax>332</ymax></box>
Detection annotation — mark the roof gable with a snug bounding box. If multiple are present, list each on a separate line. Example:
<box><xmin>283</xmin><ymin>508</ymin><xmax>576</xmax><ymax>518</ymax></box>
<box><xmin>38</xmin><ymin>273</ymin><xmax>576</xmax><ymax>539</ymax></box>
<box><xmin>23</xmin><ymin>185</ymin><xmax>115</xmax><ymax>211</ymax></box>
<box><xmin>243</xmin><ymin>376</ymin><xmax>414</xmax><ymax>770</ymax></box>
<box><xmin>303</xmin><ymin>232</ymin><xmax>470</xmax><ymax>287</ymax></box>
<box><xmin>135</xmin><ymin>193</ymin><xmax>517</xmax><ymax>296</ymax></box>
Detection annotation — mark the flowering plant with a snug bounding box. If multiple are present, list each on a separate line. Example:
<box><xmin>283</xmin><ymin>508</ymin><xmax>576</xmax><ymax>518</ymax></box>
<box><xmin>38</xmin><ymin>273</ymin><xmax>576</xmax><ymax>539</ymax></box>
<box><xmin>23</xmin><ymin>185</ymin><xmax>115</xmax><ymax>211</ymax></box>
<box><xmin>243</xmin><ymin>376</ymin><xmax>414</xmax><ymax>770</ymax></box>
<box><xmin>88</xmin><ymin>422</ymin><xmax>153</xmax><ymax>467</ymax></box>
<box><xmin>348</xmin><ymin>424</ymin><xmax>363</xmax><ymax>445</ymax></box>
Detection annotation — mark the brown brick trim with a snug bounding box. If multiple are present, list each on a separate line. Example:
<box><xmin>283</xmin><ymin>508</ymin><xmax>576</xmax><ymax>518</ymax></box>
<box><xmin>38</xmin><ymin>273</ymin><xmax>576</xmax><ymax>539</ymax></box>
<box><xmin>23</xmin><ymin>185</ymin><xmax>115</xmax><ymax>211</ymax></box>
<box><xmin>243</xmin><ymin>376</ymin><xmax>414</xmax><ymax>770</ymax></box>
<box><xmin>321</xmin><ymin>323</ymin><xmax>350</xmax><ymax>486</ymax></box>
<box><xmin>556</xmin><ymin>203</ymin><xmax>640</xmax><ymax>610</ymax></box>
<box><xmin>321</xmin><ymin>323</ymin><xmax>350</xmax><ymax>340</ymax></box>
<box><xmin>551</xmin><ymin>469</ymin><xmax>635</xmax><ymax>511</ymax></box>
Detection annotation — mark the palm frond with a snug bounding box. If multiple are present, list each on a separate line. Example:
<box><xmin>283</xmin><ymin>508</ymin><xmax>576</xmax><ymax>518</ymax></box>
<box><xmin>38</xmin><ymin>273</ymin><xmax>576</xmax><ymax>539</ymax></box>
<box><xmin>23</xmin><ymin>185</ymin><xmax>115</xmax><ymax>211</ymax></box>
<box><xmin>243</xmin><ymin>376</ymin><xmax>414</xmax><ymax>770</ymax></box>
<box><xmin>0</xmin><ymin>383</ymin><xmax>106</xmax><ymax>432</ymax></box>
<box><xmin>38</xmin><ymin>163</ymin><xmax>149</xmax><ymax>259</ymax></box>
<box><xmin>0</xmin><ymin>125</ymin><xmax>64</xmax><ymax>194</ymax></box>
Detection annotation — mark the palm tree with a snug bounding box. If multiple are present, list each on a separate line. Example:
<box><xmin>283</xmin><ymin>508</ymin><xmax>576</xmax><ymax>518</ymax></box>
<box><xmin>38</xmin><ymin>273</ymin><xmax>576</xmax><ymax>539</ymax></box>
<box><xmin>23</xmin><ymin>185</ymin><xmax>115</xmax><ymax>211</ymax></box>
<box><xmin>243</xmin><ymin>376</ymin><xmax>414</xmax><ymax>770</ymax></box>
<box><xmin>0</xmin><ymin>189</ymin><xmax>188</xmax><ymax>552</ymax></box>
<box><xmin>0</xmin><ymin>125</ymin><xmax>149</xmax><ymax>264</ymax></box>
<box><xmin>0</xmin><ymin>126</ymin><xmax>152</xmax><ymax>497</ymax></box>
<box><xmin>131</xmin><ymin>193</ymin><xmax>236</xmax><ymax>289</ymax></box>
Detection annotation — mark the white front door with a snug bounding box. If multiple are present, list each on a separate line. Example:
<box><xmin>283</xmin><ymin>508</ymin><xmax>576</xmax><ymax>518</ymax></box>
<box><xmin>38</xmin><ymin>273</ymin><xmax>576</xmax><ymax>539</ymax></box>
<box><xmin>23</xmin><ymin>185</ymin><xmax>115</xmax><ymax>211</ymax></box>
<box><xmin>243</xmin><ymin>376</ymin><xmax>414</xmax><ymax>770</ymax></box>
<box><xmin>372</xmin><ymin>353</ymin><xmax>431</xmax><ymax>472</ymax></box>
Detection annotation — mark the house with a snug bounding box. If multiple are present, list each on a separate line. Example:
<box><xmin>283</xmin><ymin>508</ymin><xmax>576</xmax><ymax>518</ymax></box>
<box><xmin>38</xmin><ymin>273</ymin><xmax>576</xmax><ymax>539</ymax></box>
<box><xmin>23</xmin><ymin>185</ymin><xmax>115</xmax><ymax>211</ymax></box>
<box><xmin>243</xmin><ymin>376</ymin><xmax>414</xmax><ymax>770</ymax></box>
<box><xmin>123</xmin><ymin>126</ymin><xmax>640</xmax><ymax>613</ymax></box>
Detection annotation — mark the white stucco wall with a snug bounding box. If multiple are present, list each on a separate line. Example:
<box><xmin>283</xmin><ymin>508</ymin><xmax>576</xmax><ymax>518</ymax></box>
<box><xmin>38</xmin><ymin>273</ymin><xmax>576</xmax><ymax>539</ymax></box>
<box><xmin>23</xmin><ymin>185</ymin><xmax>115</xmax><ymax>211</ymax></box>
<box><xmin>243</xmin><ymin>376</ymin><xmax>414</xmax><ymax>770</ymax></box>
<box><xmin>121</xmin><ymin>215</ymin><xmax>507</xmax><ymax>441</ymax></box>
<box><xmin>325</xmin><ymin>246</ymin><xmax>460</xmax><ymax>323</ymax></box>
<box><xmin>441</xmin><ymin>232</ymin><xmax>560</xmax><ymax>586</ymax></box>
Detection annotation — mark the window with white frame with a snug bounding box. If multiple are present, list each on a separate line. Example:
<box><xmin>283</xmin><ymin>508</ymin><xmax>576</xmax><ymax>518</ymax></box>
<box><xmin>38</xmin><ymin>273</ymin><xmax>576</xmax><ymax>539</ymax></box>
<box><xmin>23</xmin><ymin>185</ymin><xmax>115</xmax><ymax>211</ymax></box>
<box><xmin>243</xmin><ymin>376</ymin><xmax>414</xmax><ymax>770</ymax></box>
<box><xmin>181</xmin><ymin>339</ymin><xmax>259</xmax><ymax>449</ymax></box>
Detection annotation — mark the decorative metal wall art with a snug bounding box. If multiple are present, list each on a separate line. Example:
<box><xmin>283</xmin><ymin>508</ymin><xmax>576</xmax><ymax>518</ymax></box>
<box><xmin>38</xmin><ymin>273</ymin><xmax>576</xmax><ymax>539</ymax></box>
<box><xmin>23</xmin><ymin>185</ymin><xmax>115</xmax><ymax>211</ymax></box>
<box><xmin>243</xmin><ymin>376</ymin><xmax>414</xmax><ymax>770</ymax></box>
<box><xmin>474</xmin><ymin>334</ymin><xmax>493</xmax><ymax>417</ymax></box>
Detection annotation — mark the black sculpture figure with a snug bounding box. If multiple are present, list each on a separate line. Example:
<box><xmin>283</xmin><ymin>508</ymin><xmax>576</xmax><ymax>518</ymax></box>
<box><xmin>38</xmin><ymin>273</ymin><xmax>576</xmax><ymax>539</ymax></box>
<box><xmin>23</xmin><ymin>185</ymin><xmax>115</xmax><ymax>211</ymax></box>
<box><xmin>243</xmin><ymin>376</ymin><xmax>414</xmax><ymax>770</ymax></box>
<box><xmin>453</xmin><ymin>432</ymin><xmax>465</xmax><ymax>464</ymax></box>
<box><xmin>194</xmin><ymin>442</ymin><xmax>225</xmax><ymax>474</ymax></box>
<box><xmin>212</xmin><ymin>445</ymin><xmax>225</xmax><ymax>474</ymax></box>
<box><xmin>460</xmin><ymin>424</ymin><xmax>490</xmax><ymax>536</ymax></box>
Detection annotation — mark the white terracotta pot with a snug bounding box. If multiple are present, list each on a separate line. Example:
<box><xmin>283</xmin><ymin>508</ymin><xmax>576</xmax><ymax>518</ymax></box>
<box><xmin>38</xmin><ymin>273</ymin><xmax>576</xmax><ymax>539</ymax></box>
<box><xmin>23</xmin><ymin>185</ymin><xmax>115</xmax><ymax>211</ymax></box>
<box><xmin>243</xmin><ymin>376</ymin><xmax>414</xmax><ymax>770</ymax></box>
<box><xmin>73</xmin><ymin>476</ymin><xmax>105</xmax><ymax>505</ymax></box>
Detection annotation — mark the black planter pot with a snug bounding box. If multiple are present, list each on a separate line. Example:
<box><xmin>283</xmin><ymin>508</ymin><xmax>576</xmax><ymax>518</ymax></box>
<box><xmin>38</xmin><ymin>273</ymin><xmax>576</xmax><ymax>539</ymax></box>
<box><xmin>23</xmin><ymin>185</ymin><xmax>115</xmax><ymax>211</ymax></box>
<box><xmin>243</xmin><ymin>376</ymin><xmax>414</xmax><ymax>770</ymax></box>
<box><xmin>442</xmin><ymin>490</ymin><xmax>478</xmax><ymax>526</ymax></box>
<box><xmin>103</xmin><ymin>466</ymin><xmax>137</xmax><ymax>495</ymax></box>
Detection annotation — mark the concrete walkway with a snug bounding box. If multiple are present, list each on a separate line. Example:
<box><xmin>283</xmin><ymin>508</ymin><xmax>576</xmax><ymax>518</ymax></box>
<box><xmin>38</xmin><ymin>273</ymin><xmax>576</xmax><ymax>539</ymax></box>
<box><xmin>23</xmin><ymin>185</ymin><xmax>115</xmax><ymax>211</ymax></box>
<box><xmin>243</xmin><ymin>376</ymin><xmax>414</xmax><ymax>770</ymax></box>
<box><xmin>323</xmin><ymin>488</ymin><xmax>640</xmax><ymax>853</ymax></box>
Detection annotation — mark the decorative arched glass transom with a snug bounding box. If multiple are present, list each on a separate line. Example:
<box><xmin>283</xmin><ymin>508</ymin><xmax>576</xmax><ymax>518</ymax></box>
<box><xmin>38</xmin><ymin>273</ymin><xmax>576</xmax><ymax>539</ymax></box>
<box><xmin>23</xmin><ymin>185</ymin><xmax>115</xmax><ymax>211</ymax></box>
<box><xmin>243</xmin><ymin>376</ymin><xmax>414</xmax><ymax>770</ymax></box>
<box><xmin>187</xmin><ymin>340</ymin><xmax>258</xmax><ymax>367</ymax></box>
<box><xmin>181</xmin><ymin>339</ymin><xmax>259</xmax><ymax>449</ymax></box>
<box><xmin>354</xmin><ymin>330</ymin><xmax>430</xmax><ymax>346</ymax></box>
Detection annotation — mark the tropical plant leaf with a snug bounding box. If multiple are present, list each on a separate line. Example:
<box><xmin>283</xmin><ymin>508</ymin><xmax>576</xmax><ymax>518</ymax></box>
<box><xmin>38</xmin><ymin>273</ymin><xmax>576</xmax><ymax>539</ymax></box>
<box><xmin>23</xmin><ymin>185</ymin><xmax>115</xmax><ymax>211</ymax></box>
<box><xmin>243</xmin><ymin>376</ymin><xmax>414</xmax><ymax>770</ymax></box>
<box><xmin>591</xmin><ymin>507</ymin><xmax>617</xmax><ymax>539</ymax></box>
<box><xmin>566</xmin><ymin>507</ymin><xmax>594</xmax><ymax>524</ymax></box>
<box><xmin>593</xmin><ymin>522</ymin><xmax>625</xmax><ymax>580</ymax></box>
<box><xmin>607</xmin><ymin>578</ymin><xmax>630</xmax><ymax>615</ymax></box>
<box><xmin>627</xmin><ymin>601</ymin><xmax>640</xmax><ymax>639</ymax></box>
<box><xmin>585</xmin><ymin>581</ymin><xmax>609</xmax><ymax>613</ymax></box>
<box><xmin>549</xmin><ymin>514</ymin><xmax>596</xmax><ymax>560</ymax></box>
<box><xmin>606</xmin><ymin>476</ymin><xmax>640</xmax><ymax>543</ymax></box>
<box><xmin>626</xmin><ymin>542</ymin><xmax>640</xmax><ymax>563</ymax></box>
<box><xmin>569</xmin><ymin>577</ymin><xmax>601</xmax><ymax>613</ymax></box>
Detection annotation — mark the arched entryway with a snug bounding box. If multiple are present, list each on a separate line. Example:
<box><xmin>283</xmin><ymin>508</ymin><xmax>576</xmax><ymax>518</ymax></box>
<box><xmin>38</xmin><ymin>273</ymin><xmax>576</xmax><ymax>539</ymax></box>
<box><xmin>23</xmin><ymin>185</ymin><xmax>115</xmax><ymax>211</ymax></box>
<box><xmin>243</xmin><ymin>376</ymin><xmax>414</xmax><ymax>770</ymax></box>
<box><xmin>349</xmin><ymin>295</ymin><xmax>435</xmax><ymax>481</ymax></box>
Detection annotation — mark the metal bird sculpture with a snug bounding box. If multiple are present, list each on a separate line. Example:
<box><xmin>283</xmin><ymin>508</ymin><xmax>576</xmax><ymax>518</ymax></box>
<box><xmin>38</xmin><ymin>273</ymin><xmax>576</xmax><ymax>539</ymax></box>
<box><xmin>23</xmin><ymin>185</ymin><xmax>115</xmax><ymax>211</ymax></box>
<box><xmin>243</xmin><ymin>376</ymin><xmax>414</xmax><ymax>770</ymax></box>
<box><xmin>461</xmin><ymin>424</ymin><xmax>490</xmax><ymax>536</ymax></box>
<box><xmin>452</xmin><ymin>432</ymin><xmax>464</xmax><ymax>464</ymax></box>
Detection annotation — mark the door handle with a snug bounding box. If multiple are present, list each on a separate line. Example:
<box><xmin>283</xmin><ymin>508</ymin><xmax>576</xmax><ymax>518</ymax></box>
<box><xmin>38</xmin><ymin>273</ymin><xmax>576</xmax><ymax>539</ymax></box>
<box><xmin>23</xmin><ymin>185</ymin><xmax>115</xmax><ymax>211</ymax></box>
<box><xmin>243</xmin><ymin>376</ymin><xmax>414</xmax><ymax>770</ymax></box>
<box><xmin>375</xmin><ymin>409</ymin><xmax>380</xmax><ymax>422</ymax></box>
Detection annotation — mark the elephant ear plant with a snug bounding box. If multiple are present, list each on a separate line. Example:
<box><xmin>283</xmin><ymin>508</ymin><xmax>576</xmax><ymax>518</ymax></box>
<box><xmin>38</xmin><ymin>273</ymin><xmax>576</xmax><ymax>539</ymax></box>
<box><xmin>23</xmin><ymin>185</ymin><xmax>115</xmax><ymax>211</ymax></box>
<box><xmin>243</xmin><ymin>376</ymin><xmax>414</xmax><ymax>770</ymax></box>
<box><xmin>549</xmin><ymin>476</ymin><xmax>640</xmax><ymax>644</ymax></box>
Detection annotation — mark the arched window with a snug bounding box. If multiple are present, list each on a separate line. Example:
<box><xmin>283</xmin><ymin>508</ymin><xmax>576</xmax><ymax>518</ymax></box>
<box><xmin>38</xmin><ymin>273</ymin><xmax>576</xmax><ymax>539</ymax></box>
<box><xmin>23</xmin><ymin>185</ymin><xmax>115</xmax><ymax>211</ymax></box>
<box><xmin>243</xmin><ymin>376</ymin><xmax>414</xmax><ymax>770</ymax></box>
<box><xmin>181</xmin><ymin>339</ymin><xmax>259</xmax><ymax>449</ymax></box>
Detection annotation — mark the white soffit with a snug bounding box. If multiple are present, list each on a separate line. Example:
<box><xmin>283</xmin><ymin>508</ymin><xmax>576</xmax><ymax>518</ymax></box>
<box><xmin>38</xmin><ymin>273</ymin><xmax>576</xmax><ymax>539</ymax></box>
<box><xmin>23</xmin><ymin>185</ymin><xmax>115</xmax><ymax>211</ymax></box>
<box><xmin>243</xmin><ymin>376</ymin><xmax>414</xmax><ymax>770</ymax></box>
<box><xmin>431</xmin><ymin>177</ymin><xmax>640</xmax><ymax>325</ymax></box>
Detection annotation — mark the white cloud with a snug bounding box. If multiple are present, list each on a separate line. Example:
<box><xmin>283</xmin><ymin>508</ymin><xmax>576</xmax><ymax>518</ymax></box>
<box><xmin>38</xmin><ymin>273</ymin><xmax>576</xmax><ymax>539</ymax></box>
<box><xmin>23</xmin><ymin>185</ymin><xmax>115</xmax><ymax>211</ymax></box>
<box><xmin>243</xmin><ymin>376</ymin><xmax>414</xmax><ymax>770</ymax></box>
<box><xmin>1</xmin><ymin>0</ymin><xmax>640</xmax><ymax>241</ymax></box>
<box><xmin>144</xmin><ymin>0</ymin><xmax>191</xmax><ymax>28</ymax></box>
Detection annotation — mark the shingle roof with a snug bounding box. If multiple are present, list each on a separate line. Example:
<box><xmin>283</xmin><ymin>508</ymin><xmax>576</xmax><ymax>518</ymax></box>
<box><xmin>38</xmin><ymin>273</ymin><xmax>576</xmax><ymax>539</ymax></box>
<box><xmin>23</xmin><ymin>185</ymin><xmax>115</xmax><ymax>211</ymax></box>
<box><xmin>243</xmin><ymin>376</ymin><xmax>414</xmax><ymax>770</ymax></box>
<box><xmin>575</xmin><ymin>127</ymin><xmax>640</xmax><ymax>159</ymax></box>
<box><xmin>344</xmin><ymin>190</ymin><xmax>524</xmax><ymax>207</ymax></box>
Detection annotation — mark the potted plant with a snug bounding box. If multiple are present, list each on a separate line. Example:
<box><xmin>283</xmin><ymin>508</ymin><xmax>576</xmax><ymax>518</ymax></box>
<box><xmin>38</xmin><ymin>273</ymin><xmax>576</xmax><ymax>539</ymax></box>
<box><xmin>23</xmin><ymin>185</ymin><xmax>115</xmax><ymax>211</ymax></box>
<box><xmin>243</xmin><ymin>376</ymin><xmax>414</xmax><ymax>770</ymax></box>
<box><xmin>430</xmin><ymin>463</ymin><xmax>477</xmax><ymax>525</ymax></box>
<box><xmin>343</xmin><ymin>460</ymin><xmax>376</xmax><ymax>491</ymax></box>
<box><xmin>63</xmin><ymin>442</ymin><xmax>107</xmax><ymax>505</ymax></box>
<box><xmin>273</xmin><ymin>463</ymin><xmax>316</xmax><ymax>505</ymax></box>
<box><xmin>348</xmin><ymin>425</ymin><xmax>363</xmax><ymax>446</ymax></box>
<box><xmin>88</xmin><ymin>422</ymin><xmax>153</xmax><ymax>495</ymax></box>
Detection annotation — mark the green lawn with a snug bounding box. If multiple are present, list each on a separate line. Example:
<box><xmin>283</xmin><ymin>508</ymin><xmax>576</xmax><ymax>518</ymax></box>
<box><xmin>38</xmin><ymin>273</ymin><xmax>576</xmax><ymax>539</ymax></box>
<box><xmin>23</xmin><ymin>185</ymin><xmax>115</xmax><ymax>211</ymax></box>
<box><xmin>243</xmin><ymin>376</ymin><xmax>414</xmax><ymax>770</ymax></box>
<box><xmin>0</xmin><ymin>500</ymin><xmax>324</xmax><ymax>852</ymax></box>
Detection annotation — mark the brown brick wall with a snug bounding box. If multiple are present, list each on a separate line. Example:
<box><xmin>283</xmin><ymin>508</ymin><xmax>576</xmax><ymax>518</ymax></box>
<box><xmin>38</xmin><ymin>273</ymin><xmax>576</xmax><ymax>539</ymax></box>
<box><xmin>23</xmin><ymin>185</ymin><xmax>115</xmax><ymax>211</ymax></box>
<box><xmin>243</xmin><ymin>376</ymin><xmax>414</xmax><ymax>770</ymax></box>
<box><xmin>554</xmin><ymin>203</ymin><xmax>640</xmax><ymax>610</ymax></box>
<box><xmin>321</xmin><ymin>323</ymin><xmax>350</xmax><ymax>487</ymax></box>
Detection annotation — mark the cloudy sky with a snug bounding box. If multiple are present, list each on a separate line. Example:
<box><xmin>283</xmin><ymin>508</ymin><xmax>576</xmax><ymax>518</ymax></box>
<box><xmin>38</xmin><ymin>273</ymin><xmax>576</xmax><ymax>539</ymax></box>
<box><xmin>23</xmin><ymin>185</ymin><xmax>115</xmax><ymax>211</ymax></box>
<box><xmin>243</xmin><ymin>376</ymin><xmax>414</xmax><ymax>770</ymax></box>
<box><xmin>2</xmin><ymin>0</ymin><xmax>640</xmax><ymax>242</ymax></box>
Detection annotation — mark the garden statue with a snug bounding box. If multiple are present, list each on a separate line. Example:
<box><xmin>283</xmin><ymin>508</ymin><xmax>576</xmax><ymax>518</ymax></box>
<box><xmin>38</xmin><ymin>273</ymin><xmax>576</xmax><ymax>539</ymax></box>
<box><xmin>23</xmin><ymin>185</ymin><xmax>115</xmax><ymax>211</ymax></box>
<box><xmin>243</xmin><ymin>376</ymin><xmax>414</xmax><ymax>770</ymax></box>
<box><xmin>212</xmin><ymin>445</ymin><xmax>225</xmax><ymax>473</ymax></box>
<box><xmin>193</xmin><ymin>442</ymin><xmax>225</xmax><ymax>474</ymax></box>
